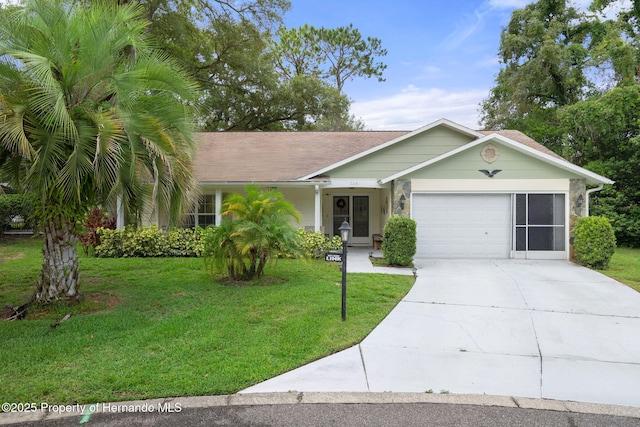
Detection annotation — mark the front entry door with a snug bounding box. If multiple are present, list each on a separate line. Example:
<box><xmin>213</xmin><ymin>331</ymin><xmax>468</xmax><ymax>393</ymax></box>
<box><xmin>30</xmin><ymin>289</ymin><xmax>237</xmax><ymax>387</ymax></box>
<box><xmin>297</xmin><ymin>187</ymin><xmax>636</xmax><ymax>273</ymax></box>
<box><xmin>333</xmin><ymin>195</ymin><xmax>370</xmax><ymax>245</ymax></box>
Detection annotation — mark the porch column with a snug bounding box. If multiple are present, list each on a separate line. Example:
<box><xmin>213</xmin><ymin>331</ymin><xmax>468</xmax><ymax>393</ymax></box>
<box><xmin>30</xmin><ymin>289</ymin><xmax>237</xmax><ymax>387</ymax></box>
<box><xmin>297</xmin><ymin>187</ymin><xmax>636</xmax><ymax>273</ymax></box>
<box><xmin>116</xmin><ymin>195</ymin><xmax>125</xmax><ymax>230</ymax></box>
<box><xmin>392</xmin><ymin>179</ymin><xmax>411</xmax><ymax>217</ymax></box>
<box><xmin>314</xmin><ymin>185</ymin><xmax>322</xmax><ymax>232</ymax></box>
<box><xmin>215</xmin><ymin>188</ymin><xmax>222</xmax><ymax>226</ymax></box>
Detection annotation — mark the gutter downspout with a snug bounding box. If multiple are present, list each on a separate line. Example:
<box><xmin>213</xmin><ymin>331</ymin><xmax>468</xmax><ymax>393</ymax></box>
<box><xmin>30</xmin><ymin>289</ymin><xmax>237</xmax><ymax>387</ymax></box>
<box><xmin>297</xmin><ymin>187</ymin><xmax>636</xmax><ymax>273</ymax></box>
<box><xmin>585</xmin><ymin>184</ymin><xmax>605</xmax><ymax>217</ymax></box>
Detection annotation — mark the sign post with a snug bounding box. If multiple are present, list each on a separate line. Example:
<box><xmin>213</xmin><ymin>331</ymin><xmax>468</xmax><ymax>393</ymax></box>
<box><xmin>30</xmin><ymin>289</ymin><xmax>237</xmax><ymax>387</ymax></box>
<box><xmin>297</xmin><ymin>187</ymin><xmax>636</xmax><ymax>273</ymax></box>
<box><xmin>338</xmin><ymin>221</ymin><xmax>352</xmax><ymax>322</ymax></box>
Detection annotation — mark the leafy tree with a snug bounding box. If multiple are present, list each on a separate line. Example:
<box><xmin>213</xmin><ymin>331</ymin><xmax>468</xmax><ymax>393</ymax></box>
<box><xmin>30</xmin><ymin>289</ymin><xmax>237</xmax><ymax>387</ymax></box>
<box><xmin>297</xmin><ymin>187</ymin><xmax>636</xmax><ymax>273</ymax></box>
<box><xmin>0</xmin><ymin>0</ymin><xmax>199</xmax><ymax>302</ymax></box>
<box><xmin>196</xmin><ymin>19</ymin><xmax>348</xmax><ymax>131</ymax></box>
<box><xmin>99</xmin><ymin>1</ymin><xmax>376</xmax><ymax>131</ymax></box>
<box><xmin>559</xmin><ymin>85</ymin><xmax>640</xmax><ymax>246</ymax></box>
<box><xmin>120</xmin><ymin>0</ymin><xmax>353</xmax><ymax>131</ymax></box>
<box><xmin>275</xmin><ymin>24</ymin><xmax>387</xmax><ymax>92</ymax></box>
<box><xmin>559</xmin><ymin>85</ymin><xmax>640</xmax><ymax>165</ymax></box>
<box><xmin>589</xmin><ymin>0</ymin><xmax>640</xmax><ymax>86</ymax></box>
<box><xmin>480</xmin><ymin>0</ymin><xmax>590</xmax><ymax>152</ymax></box>
<box><xmin>274</xmin><ymin>23</ymin><xmax>387</xmax><ymax>130</ymax></box>
<box><xmin>203</xmin><ymin>185</ymin><xmax>304</xmax><ymax>281</ymax></box>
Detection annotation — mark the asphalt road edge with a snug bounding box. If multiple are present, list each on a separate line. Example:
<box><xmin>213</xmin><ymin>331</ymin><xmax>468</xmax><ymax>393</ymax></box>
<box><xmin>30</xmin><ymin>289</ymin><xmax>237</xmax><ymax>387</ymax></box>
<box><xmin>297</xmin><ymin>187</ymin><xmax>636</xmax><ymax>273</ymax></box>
<box><xmin>2</xmin><ymin>392</ymin><xmax>639</xmax><ymax>425</ymax></box>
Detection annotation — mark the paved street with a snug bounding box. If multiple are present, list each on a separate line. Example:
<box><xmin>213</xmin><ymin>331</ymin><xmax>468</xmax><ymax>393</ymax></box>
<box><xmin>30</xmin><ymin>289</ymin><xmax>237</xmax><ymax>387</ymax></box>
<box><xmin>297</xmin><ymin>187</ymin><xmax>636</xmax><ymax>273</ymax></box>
<box><xmin>2</xmin><ymin>393</ymin><xmax>640</xmax><ymax>426</ymax></box>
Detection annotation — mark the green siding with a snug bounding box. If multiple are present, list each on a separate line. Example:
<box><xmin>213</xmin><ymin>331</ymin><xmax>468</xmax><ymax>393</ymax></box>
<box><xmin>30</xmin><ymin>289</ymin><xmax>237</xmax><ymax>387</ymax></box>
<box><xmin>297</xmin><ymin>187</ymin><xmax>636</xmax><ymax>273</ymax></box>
<box><xmin>406</xmin><ymin>142</ymin><xmax>583</xmax><ymax>180</ymax></box>
<box><xmin>329</xmin><ymin>127</ymin><xmax>474</xmax><ymax>178</ymax></box>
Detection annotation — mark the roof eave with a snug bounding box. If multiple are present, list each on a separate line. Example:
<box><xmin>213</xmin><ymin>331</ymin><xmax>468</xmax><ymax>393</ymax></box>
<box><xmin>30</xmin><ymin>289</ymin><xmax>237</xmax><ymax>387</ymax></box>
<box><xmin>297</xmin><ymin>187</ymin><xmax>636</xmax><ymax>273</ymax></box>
<box><xmin>198</xmin><ymin>179</ymin><xmax>330</xmax><ymax>187</ymax></box>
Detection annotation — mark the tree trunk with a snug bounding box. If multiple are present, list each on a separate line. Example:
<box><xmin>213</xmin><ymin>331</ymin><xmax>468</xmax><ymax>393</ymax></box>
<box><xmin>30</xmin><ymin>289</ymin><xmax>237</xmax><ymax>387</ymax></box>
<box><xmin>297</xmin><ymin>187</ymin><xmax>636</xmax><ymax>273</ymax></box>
<box><xmin>34</xmin><ymin>216</ymin><xmax>80</xmax><ymax>303</ymax></box>
<box><xmin>256</xmin><ymin>251</ymin><xmax>268</xmax><ymax>277</ymax></box>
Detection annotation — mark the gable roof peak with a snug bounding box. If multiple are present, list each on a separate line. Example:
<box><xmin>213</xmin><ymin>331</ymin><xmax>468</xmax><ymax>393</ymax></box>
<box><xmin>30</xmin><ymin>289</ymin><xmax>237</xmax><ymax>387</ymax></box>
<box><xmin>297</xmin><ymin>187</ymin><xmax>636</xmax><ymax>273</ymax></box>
<box><xmin>298</xmin><ymin>118</ymin><xmax>484</xmax><ymax>180</ymax></box>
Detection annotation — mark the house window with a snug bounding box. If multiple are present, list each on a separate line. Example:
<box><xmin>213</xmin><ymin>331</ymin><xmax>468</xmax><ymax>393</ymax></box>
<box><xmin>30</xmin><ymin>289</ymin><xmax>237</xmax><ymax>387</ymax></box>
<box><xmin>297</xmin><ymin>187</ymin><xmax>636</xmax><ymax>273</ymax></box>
<box><xmin>515</xmin><ymin>194</ymin><xmax>565</xmax><ymax>251</ymax></box>
<box><xmin>184</xmin><ymin>194</ymin><xmax>215</xmax><ymax>228</ymax></box>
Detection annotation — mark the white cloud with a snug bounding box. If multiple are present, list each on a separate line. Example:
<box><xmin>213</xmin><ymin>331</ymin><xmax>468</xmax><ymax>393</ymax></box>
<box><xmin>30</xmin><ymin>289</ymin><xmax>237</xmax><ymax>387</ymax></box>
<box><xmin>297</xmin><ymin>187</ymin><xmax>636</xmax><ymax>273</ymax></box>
<box><xmin>443</xmin><ymin>9</ymin><xmax>489</xmax><ymax>49</ymax></box>
<box><xmin>591</xmin><ymin>0</ymin><xmax>633</xmax><ymax>19</ymax></box>
<box><xmin>488</xmin><ymin>0</ymin><xmax>530</xmax><ymax>8</ymax></box>
<box><xmin>476</xmin><ymin>55</ymin><xmax>501</xmax><ymax>67</ymax></box>
<box><xmin>424</xmin><ymin>65</ymin><xmax>441</xmax><ymax>74</ymax></box>
<box><xmin>351</xmin><ymin>86</ymin><xmax>488</xmax><ymax>131</ymax></box>
<box><xmin>442</xmin><ymin>0</ymin><xmax>529</xmax><ymax>50</ymax></box>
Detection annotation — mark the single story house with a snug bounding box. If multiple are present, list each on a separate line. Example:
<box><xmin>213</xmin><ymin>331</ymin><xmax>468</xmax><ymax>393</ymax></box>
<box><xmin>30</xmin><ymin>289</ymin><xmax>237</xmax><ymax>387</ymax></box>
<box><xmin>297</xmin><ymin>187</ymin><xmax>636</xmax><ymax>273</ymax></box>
<box><xmin>140</xmin><ymin>118</ymin><xmax>613</xmax><ymax>260</ymax></box>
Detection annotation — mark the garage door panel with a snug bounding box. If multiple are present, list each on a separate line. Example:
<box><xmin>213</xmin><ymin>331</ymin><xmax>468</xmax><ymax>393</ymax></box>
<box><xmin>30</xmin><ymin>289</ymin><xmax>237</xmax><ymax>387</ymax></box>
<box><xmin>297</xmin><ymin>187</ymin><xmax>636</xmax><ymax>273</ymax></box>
<box><xmin>413</xmin><ymin>194</ymin><xmax>511</xmax><ymax>259</ymax></box>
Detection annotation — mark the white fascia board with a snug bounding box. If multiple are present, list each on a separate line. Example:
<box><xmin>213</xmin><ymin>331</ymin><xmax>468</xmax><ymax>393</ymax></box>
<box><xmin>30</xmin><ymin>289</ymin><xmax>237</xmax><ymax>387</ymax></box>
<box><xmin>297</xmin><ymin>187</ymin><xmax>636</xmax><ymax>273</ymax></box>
<box><xmin>380</xmin><ymin>133</ymin><xmax>615</xmax><ymax>185</ymax></box>
<box><xmin>198</xmin><ymin>181</ymin><xmax>326</xmax><ymax>188</ymax></box>
<box><xmin>321</xmin><ymin>178</ymin><xmax>387</xmax><ymax>189</ymax></box>
<box><xmin>298</xmin><ymin>119</ymin><xmax>483</xmax><ymax>181</ymax></box>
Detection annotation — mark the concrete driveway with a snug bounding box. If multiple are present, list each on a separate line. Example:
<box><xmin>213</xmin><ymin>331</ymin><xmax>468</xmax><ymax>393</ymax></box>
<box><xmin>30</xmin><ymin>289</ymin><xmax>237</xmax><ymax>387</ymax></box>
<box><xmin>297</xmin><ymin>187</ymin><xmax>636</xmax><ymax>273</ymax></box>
<box><xmin>241</xmin><ymin>259</ymin><xmax>640</xmax><ymax>408</ymax></box>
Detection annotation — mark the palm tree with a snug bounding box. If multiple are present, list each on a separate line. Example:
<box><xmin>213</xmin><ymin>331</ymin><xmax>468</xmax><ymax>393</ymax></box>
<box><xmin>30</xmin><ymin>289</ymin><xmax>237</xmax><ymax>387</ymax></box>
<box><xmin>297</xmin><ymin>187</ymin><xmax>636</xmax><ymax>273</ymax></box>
<box><xmin>204</xmin><ymin>185</ymin><xmax>304</xmax><ymax>281</ymax></box>
<box><xmin>0</xmin><ymin>0</ymin><xmax>199</xmax><ymax>302</ymax></box>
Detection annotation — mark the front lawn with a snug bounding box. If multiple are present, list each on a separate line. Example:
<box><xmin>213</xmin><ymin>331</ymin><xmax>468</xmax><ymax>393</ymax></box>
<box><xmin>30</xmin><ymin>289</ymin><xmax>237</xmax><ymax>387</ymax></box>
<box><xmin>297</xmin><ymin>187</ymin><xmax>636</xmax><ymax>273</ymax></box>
<box><xmin>0</xmin><ymin>236</ymin><xmax>414</xmax><ymax>405</ymax></box>
<box><xmin>601</xmin><ymin>247</ymin><xmax>640</xmax><ymax>293</ymax></box>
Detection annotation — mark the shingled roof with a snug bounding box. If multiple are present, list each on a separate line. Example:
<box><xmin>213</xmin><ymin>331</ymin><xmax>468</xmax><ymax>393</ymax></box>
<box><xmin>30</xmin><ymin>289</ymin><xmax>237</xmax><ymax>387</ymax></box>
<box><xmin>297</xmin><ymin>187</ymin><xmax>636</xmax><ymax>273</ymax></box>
<box><xmin>193</xmin><ymin>129</ymin><xmax>564</xmax><ymax>182</ymax></box>
<box><xmin>194</xmin><ymin>131</ymin><xmax>407</xmax><ymax>182</ymax></box>
<box><xmin>476</xmin><ymin>130</ymin><xmax>565</xmax><ymax>160</ymax></box>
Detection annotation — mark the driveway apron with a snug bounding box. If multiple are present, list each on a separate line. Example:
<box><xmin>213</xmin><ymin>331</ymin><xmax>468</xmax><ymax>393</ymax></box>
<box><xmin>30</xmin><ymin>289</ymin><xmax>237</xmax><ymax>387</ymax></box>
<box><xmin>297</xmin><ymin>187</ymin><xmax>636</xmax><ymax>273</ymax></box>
<box><xmin>241</xmin><ymin>259</ymin><xmax>640</xmax><ymax>408</ymax></box>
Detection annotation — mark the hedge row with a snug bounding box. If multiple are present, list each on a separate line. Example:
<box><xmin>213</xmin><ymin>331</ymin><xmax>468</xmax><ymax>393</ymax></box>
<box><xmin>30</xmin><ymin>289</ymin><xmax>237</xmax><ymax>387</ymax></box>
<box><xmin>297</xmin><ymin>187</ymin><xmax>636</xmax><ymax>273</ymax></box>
<box><xmin>94</xmin><ymin>226</ymin><xmax>342</xmax><ymax>259</ymax></box>
<box><xmin>95</xmin><ymin>226</ymin><xmax>207</xmax><ymax>258</ymax></box>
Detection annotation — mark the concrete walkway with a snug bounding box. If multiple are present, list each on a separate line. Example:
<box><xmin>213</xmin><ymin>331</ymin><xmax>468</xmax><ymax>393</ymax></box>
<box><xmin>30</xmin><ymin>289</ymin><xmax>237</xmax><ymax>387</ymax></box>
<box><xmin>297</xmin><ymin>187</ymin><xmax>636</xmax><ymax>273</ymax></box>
<box><xmin>242</xmin><ymin>255</ymin><xmax>640</xmax><ymax>409</ymax></box>
<box><xmin>345</xmin><ymin>247</ymin><xmax>415</xmax><ymax>275</ymax></box>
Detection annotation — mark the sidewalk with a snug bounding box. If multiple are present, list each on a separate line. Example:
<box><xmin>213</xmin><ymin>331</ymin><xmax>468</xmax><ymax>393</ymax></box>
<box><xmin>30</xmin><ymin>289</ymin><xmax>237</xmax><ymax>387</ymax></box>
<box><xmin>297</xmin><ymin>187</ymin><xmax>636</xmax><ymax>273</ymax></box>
<box><xmin>345</xmin><ymin>247</ymin><xmax>415</xmax><ymax>275</ymax></box>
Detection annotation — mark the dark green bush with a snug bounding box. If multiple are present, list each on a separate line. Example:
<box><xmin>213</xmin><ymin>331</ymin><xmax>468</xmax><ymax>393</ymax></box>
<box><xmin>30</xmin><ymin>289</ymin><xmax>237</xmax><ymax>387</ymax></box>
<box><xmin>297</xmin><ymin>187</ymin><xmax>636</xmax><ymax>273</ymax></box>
<box><xmin>573</xmin><ymin>216</ymin><xmax>616</xmax><ymax>269</ymax></box>
<box><xmin>382</xmin><ymin>216</ymin><xmax>416</xmax><ymax>266</ymax></box>
<box><xmin>0</xmin><ymin>194</ymin><xmax>37</xmax><ymax>231</ymax></box>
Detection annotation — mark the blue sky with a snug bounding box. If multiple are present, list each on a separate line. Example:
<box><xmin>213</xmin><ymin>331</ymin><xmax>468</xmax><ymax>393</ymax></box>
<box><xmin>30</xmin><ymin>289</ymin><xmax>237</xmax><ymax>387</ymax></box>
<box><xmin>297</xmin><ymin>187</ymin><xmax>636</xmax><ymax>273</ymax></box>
<box><xmin>284</xmin><ymin>0</ymin><xmax>615</xmax><ymax>130</ymax></box>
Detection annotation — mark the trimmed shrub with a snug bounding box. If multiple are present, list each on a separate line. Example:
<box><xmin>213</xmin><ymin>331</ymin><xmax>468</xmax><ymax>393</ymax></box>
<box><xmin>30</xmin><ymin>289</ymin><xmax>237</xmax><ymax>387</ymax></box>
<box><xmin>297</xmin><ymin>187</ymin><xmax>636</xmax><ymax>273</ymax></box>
<box><xmin>95</xmin><ymin>228</ymin><xmax>125</xmax><ymax>258</ymax></box>
<box><xmin>96</xmin><ymin>226</ymin><xmax>207</xmax><ymax>258</ymax></box>
<box><xmin>573</xmin><ymin>216</ymin><xmax>616</xmax><ymax>269</ymax></box>
<box><xmin>168</xmin><ymin>227</ymin><xmax>206</xmax><ymax>257</ymax></box>
<box><xmin>296</xmin><ymin>228</ymin><xmax>342</xmax><ymax>258</ymax></box>
<box><xmin>121</xmin><ymin>225</ymin><xmax>169</xmax><ymax>257</ymax></box>
<box><xmin>382</xmin><ymin>216</ymin><xmax>417</xmax><ymax>266</ymax></box>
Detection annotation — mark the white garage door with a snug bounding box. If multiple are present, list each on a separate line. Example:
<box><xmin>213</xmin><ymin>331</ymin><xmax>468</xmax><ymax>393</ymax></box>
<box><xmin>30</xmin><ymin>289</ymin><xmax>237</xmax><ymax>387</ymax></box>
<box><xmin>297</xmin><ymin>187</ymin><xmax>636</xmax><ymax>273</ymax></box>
<box><xmin>413</xmin><ymin>194</ymin><xmax>511</xmax><ymax>259</ymax></box>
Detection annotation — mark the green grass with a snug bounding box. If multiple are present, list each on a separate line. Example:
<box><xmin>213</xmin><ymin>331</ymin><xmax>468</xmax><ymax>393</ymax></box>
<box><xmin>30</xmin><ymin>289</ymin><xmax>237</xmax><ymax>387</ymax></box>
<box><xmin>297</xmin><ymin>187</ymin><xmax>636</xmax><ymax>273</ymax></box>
<box><xmin>0</xmin><ymin>236</ymin><xmax>414</xmax><ymax>405</ymax></box>
<box><xmin>600</xmin><ymin>247</ymin><xmax>640</xmax><ymax>293</ymax></box>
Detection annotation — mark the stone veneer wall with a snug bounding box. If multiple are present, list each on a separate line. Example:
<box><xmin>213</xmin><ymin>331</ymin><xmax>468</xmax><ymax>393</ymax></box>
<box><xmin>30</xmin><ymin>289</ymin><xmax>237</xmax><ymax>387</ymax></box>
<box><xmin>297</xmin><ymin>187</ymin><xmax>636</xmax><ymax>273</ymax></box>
<box><xmin>569</xmin><ymin>178</ymin><xmax>587</xmax><ymax>259</ymax></box>
<box><xmin>392</xmin><ymin>179</ymin><xmax>411</xmax><ymax>217</ymax></box>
